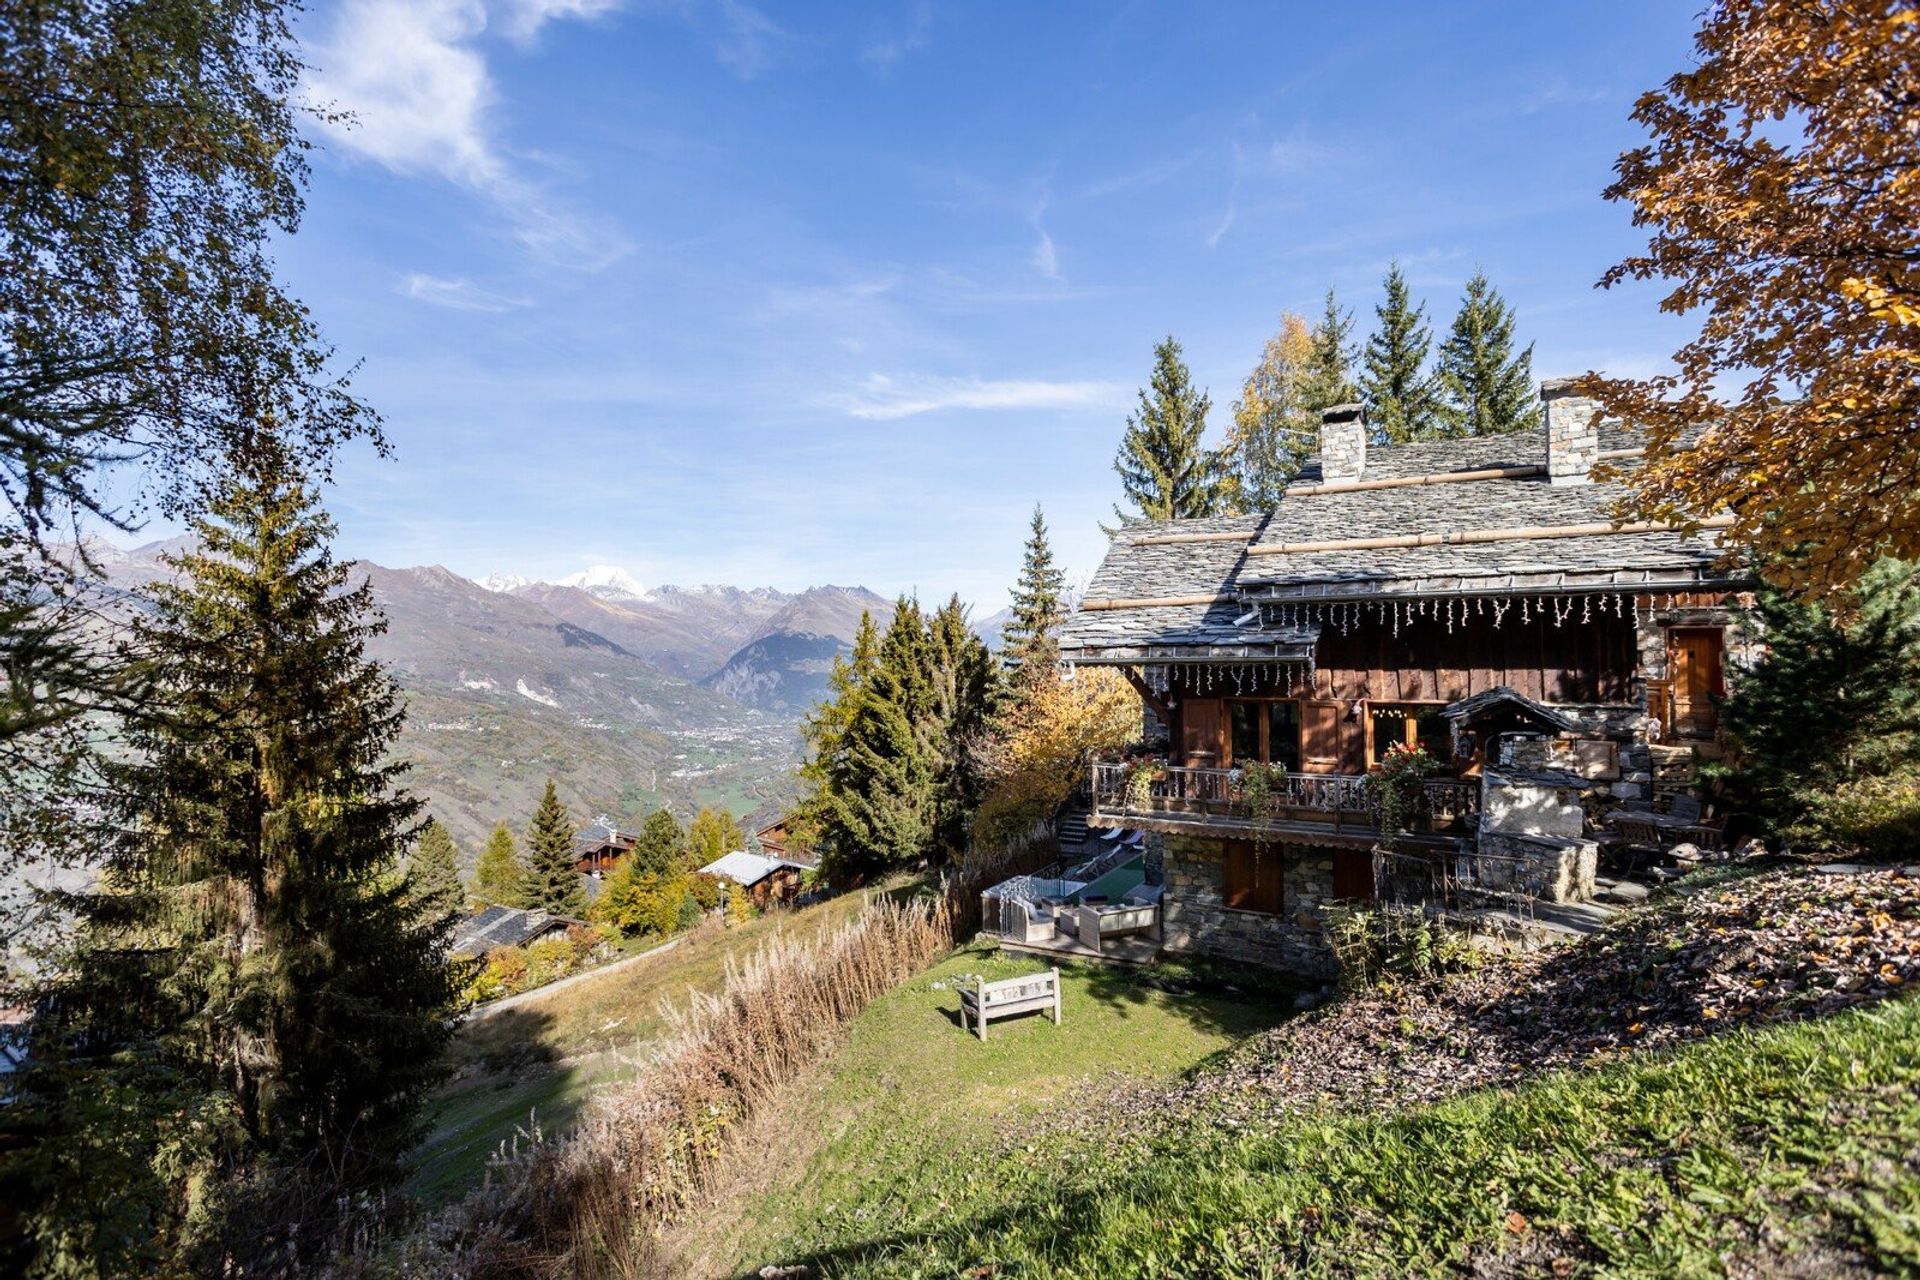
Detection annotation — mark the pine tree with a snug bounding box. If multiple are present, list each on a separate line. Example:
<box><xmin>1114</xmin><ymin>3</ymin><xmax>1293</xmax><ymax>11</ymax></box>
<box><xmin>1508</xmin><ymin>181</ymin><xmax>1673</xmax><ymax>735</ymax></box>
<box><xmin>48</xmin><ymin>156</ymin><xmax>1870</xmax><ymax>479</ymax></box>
<box><xmin>686</xmin><ymin>807</ymin><xmax>746</xmax><ymax>868</ymax></box>
<box><xmin>409</xmin><ymin>818</ymin><xmax>466</xmax><ymax>924</ymax></box>
<box><xmin>1434</xmin><ymin>269</ymin><xmax>1540</xmax><ymax>437</ymax></box>
<box><xmin>1113</xmin><ymin>336</ymin><xmax>1225</xmax><ymax>522</ymax></box>
<box><xmin>1224</xmin><ymin>311</ymin><xmax>1318</xmax><ymax>508</ymax></box>
<box><xmin>16</xmin><ymin>439</ymin><xmax>460</xmax><ymax>1272</ymax></box>
<box><xmin>1301</xmin><ymin>287</ymin><xmax>1361</xmax><ymax>412</ymax></box>
<box><xmin>818</xmin><ymin>597</ymin><xmax>938</xmax><ymax>879</ymax></box>
<box><xmin>471</xmin><ymin>822</ymin><xmax>526</xmax><ymax>907</ymax></box>
<box><xmin>524</xmin><ymin>779</ymin><xmax>586</xmax><ymax>916</ymax></box>
<box><xmin>795</xmin><ymin>611</ymin><xmax>879</xmax><ymax>858</ymax></box>
<box><xmin>1710</xmin><ymin>559</ymin><xmax>1920</xmax><ymax>842</ymax></box>
<box><xmin>927</xmin><ymin>594</ymin><xmax>1000</xmax><ymax>858</ymax></box>
<box><xmin>1002</xmin><ymin>505</ymin><xmax>1066</xmax><ymax>677</ymax></box>
<box><xmin>631</xmin><ymin>806</ymin><xmax>686</xmax><ymax>876</ymax></box>
<box><xmin>1360</xmin><ymin>263</ymin><xmax>1443</xmax><ymax>443</ymax></box>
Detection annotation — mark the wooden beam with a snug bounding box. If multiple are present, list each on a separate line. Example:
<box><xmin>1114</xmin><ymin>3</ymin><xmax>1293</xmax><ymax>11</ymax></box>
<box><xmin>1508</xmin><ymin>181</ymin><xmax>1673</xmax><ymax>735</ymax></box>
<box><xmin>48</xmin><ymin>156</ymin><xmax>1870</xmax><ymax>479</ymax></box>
<box><xmin>1284</xmin><ymin>463</ymin><xmax>1545</xmax><ymax>497</ymax></box>
<box><xmin>1078</xmin><ymin>592</ymin><xmax>1235</xmax><ymax>611</ymax></box>
<box><xmin>1119</xmin><ymin>664</ymin><xmax>1174</xmax><ymax>724</ymax></box>
<box><xmin>1130</xmin><ymin>530</ymin><xmax>1257</xmax><ymax>546</ymax></box>
<box><xmin>1246</xmin><ymin>514</ymin><xmax>1737</xmax><ymax>557</ymax></box>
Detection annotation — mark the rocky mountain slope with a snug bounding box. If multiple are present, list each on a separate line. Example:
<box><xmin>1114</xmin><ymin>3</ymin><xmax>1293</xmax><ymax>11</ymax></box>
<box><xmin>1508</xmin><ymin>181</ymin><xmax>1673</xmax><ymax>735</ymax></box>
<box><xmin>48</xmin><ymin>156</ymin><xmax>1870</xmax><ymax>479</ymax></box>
<box><xmin>700</xmin><ymin>586</ymin><xmax>892</xmax><ymax>712</ymax></box>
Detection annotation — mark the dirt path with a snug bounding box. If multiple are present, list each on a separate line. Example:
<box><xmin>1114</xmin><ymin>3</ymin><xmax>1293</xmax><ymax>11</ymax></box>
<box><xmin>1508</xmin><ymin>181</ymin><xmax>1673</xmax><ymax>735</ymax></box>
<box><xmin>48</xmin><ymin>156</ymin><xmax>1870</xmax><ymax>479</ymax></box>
<box><xmin>467</xmin><ymin>935</ymin><xmax>687</xmax><ymax>1020</ymax></box>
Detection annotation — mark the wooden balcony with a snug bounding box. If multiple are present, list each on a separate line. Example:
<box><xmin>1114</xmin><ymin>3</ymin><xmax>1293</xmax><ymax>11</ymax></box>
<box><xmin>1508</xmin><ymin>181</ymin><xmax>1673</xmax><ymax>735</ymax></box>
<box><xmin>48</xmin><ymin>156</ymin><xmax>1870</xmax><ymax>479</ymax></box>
<box><xmin>1089</xmin><ymin>762</ymin><xmax>1480</xmax><ymax>846</ymax></box>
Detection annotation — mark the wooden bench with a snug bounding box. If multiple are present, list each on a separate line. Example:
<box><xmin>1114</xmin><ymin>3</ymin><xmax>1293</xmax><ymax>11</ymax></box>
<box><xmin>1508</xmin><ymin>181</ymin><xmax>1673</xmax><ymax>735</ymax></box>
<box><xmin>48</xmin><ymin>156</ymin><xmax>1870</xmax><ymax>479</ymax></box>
<box><xmin>958</xmin><ymin>968</ymin><xmax>1061</xmax><ymax>1041</ymax></box>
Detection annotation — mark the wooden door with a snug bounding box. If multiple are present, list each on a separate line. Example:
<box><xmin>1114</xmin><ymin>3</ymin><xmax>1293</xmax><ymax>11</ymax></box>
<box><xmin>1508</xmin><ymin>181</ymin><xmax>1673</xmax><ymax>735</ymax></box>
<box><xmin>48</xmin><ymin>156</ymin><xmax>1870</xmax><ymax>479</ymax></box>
<box><xmin>1331</xmin><ymin>848</ymin><xmax>1375</xmax><ymax>902</ymax></box>
<box><xmin>1668</xmin><ymin>628</ymin><xmax>1725</xmax><ymax>738</ymax></box>
<box><xmin>1180</xmin><ymin>699</ymin><xmax>1224</xmax><ymax>768</ymax></box>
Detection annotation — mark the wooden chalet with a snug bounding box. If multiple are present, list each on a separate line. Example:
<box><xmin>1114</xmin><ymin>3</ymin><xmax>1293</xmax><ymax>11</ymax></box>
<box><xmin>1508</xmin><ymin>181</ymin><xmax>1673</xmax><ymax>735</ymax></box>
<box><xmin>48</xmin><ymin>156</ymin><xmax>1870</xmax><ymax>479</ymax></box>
<box><xmin>1047</xmin><ymin>380</ymin><xmax>1755</xmax><ymax>974</ymax></box>
<box><xmin>572</xmin><ymin>818</ymin><xmax>637</xmax><ymax>875</ymax></box>
<box><xmin>699</xmin><ymin>849</ymin><xmax>809</xmax><ymax>908</ymax></box>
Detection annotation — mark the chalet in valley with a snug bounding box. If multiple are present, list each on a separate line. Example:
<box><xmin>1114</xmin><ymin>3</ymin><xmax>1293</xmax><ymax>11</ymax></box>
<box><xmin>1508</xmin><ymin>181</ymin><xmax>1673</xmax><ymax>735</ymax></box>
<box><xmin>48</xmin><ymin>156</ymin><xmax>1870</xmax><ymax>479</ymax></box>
<box><xmin>985</xmin><ymin>379</ymin><xmax>1751</xmax><ymax>975</ymax></box>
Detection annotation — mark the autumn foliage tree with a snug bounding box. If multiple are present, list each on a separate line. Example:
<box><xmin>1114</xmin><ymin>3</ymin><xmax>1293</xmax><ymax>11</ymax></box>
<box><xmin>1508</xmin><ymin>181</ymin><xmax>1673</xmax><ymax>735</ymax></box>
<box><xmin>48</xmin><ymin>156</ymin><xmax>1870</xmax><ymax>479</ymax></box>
<box><xmin>1224</xmin><ymin>312</ymin><xmax>1319</xmax><ymax>508</ymax></box>
<box><xmin>1587</xmin><ymin>2</ymin><xmax>1920</xmax><ymax>597</ymax></box>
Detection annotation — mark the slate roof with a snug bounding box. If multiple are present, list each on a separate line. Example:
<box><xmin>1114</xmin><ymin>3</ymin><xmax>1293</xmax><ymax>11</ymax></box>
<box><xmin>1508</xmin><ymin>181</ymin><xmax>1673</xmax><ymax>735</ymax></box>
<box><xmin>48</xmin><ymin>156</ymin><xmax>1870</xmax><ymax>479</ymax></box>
<box><xmin>1058</xmin><ymin>423</ymin><xmax>1753</xmax><ymax>661</ymax></box>
<box><xmin>699</xmin><ymin>849</ymin><xmax>808</xmax><ymax>887</ymax></box>
<box><xmin>1058</xmin><ymin>512</ymin><xmax>1319</xmax><ymax>664</ymax></box>
<box><xmin>573</xmin><ymin>819</ymin><xmax>635</xmax><ymax>855</ymax></box>
<box><xmin>451</xmin><ymin>905</ymin><xmax>582</xmax><ymax>957</ymax></box>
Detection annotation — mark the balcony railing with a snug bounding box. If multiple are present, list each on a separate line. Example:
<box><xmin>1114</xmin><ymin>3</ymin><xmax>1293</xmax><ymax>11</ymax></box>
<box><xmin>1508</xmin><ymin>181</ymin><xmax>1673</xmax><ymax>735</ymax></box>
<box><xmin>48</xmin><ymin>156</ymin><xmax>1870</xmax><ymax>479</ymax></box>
<box><xmin>1090</xmin><ymin>762</ymin><xmax>1480</xmax><ymax>836</ymax></box>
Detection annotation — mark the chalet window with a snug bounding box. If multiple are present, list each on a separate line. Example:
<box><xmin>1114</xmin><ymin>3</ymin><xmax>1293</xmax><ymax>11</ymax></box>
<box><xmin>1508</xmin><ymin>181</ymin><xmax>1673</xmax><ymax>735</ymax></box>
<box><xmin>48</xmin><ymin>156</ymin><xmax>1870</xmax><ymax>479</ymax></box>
<box><xmin>1221</xmin><ymin>840</ymin><xmax>1284</xmax><ymax>915</ymax></box>
<box><xmin>1229</xmin><ymin>700</ymin><xmax>1261</xmax><ymax>765</ymax></box>
<box><xmin>1227</xmin><ymin>699</ymin><xmax>1304</xmax><ymax>771</ymax></box>
<box><xmin>1267</xmin><ymin>701</ymin><xmax>1301</xmax><ymax>772</ymax></box>
<box><xmin>1367</xmin><ymin>703</ymin><xmax>1449</xmax><ymax>767</ymax></box>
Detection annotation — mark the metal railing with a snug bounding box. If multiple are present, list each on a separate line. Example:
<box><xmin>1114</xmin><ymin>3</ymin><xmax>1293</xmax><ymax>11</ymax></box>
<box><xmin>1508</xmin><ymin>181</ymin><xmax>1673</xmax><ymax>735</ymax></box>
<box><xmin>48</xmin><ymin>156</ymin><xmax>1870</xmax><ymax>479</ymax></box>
<box><xmin>1090</xmin><ymin>762</ymin><xmax>1480</xmax><ymax>833</ymax></box>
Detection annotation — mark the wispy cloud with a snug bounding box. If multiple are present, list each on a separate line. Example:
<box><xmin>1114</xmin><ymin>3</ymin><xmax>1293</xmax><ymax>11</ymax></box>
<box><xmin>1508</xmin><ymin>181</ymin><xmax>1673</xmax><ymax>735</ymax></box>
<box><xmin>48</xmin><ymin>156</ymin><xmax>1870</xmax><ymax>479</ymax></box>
<box><xmin>715</xmin><ymin>0</ymin><xmax>784</xmax><ymax>79</ymax></box>
<box><xmin>1516</xmin><ymin>76</ymin><xmax>1617</xmax><ymax>115</ymax></box>
<box><xmin>862</xmin><ymin>0</ymin><xmax>932</xmax><ymax>70</ymax></box>
<box><xmin>400</xmin><ymin>272</ymin><xmax>532</xmax><ymax>311</ymax></box>
<box><xmin>305</xmin><ymin>0</ymin><xmax>631</xmax><ymax>271</ymax></box>
<box><xmin>828</xmin><ymin>373</ymin><xmax>1126</xmax><ymax>421</ymax></box>
<box><xmin>1029</xmin><ymin>195</ymin><xmax>1060</xmax><ymax>280</ymax></box>
<box><xmin>1206</xmin><ymin>142</ymin><xmax>1244</xmax><ymax>250</ymax></box>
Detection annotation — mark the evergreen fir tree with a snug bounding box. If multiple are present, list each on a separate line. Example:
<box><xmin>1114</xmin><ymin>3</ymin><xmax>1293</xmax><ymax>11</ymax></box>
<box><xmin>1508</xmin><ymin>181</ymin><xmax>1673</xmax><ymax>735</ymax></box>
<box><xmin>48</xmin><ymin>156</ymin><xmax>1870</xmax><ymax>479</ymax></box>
<box><xmin>819</xmin><ymin>597</ymin><xmax>938</xmax><ymax>880</ymax></box>
<box><xmin>524</xmin><ymin>779</ymin><xmax>586</xmax><ymax>916</ymax></box>
<box><xmin>1001</xmin><ymin>504</ymin><xmax>1067</xmax><ymax>677</ymax></box>
<box><xmin>408</xmin><ymin>818</ymin><xmax>466</xmax><ymax>924</ymax></box>
<box><xmin>1359</xmin><ymin>263</ymin><xmax>1443</xmax><ymax>443</ymax></box>
<box><xmin>471</xmin><ymin>822</ymin><xmax>526</xmax><ymax>907</ymax></box>
<box><xmin>1301</xmin><ymin>287</ymin><xmax>1361</xmax><ymax>412</ymax></box>
<box><xmin>927</xmin><ymin>594</ymin><xmax>1000</xmax><ymax>858</ymax></box>
<box><xmin>16</xmin><ymin>438</ymin><xmax>460</xmax><ymax>1272</ymax></box>
<box><xmin>631</xmin><ymin>806</ymin><xmax>686</xmax><ymax>877</ymax></box>
<box><xmin>795</xmin><ymin>611</ymin><xmax>879</xmax><ymax>859</ymax></box>
<box><xmin>1112</xmin><ymin>336</ymin><xmax>1226</xmax><ymax>522</ymax></box>
<box><xmin>1434</xmin><ymin>269</ymin><xmax>1541</xmax><ymax>437</ymax></box>
<box><xmin>1710</xmin><ymin>560</ymin><xmax>1920</xmax><ymax>841</ymax></box>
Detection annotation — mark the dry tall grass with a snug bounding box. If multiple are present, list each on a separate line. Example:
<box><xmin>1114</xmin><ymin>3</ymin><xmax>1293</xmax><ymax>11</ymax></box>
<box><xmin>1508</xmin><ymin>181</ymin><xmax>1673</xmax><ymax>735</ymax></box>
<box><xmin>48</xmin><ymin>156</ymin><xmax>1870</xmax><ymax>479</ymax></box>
<box><xmin>405</xmin><ymin>837</ymin><xmax>1052</xmax><ymax>1279</ymax></box>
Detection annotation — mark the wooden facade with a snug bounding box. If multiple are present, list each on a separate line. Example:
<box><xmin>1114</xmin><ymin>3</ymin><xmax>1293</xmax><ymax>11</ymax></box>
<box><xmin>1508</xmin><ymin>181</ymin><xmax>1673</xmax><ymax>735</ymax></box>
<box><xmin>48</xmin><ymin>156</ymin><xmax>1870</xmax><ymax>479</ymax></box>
<box><xmin>1168</xmin><ymin>620</ymin><xmax>1634</xmax><ymax>776</ymax></box>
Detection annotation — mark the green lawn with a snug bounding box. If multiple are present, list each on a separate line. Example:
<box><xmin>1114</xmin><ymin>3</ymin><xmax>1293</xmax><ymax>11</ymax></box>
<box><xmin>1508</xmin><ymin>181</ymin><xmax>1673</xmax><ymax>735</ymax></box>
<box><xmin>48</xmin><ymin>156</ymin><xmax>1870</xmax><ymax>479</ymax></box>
<box><xmin>409</xmin><ymin>885</ymin><xmax>891</xmax><ymax>1206</ymax></box>
<box><xmin>674</xmin><ymin>943</ymin><xmax>1301</xmax><ymax>1274</ymax></box>
<box><xmin>726</xmin><ymin>990</ymin><xmax>1920</xmax><ymax>1278</ymax></box>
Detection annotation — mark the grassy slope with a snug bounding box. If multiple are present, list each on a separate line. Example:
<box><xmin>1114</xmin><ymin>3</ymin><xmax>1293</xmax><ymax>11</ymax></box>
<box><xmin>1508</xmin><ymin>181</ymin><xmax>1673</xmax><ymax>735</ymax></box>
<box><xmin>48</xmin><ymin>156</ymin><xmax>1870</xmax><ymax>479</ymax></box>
<box><xmin>697</xmin><ymin>880</ymin><xmax>1920</xmax><ymax>1279</ymax></box>
<box><xmin>676</xmin><ymin>946</ymin><xmax>1298</xmax><ymax>1274</ymax></box>
<box><xmin>409</xmin><ymin>888</ymin><xmax>883</xmax><ymax>1206</ymax></box>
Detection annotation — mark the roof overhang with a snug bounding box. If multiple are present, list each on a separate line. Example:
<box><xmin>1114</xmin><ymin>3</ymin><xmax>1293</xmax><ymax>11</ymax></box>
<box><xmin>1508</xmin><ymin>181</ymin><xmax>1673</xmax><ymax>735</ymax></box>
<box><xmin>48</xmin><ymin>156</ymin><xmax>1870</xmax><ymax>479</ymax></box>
<box><xmin>1060</xmin><ymin>639</ymin><xmax>1317</xmax><ymax>667</ymax></box>
<box><xmin>1237</xmin><ymin>566</ymin><xmax>1755</xmax><ymax>602</ymax></box>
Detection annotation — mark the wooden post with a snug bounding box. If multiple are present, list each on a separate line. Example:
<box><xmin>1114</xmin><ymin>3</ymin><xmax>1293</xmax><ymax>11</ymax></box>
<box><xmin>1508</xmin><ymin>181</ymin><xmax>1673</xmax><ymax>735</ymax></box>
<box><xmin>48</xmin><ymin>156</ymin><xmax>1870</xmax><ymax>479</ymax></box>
<box><xmin>975</xmin><ymin>976</ymin><xmax>987</xmax><ymax>1042</ymax></box>
<box><xmin>1050</xmin><ymin>967</ymin><xmax>1061</xmax><ymax>1026</ymax></box>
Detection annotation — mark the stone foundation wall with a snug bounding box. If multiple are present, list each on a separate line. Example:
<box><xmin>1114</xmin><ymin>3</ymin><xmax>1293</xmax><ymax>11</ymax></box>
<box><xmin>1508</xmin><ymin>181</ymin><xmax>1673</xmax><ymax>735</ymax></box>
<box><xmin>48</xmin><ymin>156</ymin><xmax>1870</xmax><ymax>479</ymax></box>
<box><xmin>1155</xmin><ymin>832</ymin><xmax>1340</xmax><ymax>977</ymax></box>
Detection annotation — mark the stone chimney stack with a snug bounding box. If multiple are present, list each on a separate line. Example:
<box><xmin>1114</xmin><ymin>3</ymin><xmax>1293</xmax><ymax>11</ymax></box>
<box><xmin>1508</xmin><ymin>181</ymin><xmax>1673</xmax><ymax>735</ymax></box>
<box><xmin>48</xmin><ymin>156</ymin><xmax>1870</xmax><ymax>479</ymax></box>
<box><xmin>1319</xmin><ymin>403</ymin><xmax>1367</xmax><ymax>483</ymax></box>
<box><xmin>1541</xmin><ymin>377</ymin><xmax>1600</xmax><ymax>486</ymax></box>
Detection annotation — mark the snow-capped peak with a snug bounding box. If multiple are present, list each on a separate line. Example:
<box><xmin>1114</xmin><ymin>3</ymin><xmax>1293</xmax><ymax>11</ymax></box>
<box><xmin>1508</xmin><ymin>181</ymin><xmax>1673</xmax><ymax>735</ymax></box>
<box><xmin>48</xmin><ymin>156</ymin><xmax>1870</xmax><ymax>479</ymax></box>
<box><xmin>558</xmin><ymin>564</ymin><xmax>648</xmax><ymax>601</ymax></box>
<box><xmin>475</xmin><ymin>572</ymin><xmax>530</xmax><ymax>594</ymax></box>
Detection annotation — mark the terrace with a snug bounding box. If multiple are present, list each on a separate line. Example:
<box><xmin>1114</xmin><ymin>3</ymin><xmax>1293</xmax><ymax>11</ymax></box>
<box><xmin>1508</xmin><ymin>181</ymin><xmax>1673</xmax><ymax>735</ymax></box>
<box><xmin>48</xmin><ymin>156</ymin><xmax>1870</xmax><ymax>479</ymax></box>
<box><xmin>979</xmin><ymin>843</ymin><xmax>1164</xmax><ymax>963</ymax></box>
<box><xmin>1088</xmin><ymin>761</ymin><xmax>1482</xmax><ymax>845</ymax></box>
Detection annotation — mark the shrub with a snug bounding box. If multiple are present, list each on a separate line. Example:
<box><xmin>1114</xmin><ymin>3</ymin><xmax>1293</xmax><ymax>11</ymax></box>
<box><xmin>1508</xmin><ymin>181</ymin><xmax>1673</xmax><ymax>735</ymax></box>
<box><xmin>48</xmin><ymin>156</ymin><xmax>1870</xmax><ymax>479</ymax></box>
<box><xmin>1324</xmin><ymin>904</ymin><xmax>1480</xmax><ymax>989</ymax></box>
<box><xmin>687</xmin><ymin>873</ymin><xmax>723</xmax><ymax>910</ymax></box>
<box><xmin>522</xmin><ymin>936</ymin><xmax>576</xmax><ymax>988</ymax></box>
<box><xmin>1788</xmin><ymin>768</ymin><xmax>1920</xmax><ymax>861</ymax></box>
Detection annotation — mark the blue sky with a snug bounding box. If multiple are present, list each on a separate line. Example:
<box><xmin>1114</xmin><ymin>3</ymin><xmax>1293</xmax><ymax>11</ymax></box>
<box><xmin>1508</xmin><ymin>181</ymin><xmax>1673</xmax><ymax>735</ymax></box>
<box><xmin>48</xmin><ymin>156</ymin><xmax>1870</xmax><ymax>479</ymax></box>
<box><xmin>276</xmin><ymin>0</ymin><xmax>1703</xmax><ymax>609</ymax></box>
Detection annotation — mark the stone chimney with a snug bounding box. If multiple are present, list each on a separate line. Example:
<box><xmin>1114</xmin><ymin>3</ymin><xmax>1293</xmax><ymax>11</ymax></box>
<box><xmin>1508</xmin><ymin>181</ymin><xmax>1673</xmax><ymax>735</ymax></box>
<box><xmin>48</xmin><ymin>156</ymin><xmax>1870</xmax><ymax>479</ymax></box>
<box><xmin>1541</xmin><ymin>377</ymin><xmax>1600</xmax><ymax>486</ymax></box>
<box><xmin>1319</xmin><ymin>403</ymin><xmax>1367</xmax><ymax>482</ymax></box>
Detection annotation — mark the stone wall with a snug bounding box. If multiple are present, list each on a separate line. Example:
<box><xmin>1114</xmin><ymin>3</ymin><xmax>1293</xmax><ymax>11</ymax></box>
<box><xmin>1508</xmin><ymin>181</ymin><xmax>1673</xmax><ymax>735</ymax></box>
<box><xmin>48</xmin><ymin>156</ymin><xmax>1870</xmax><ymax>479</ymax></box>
<box><xmin>1155</xmin><ymin>832</ymin><xmax>1340</xmax><ymax>977</ymax></box>
<box><xmin>1473</xmin><ymin>830</ymin><xmax>1599</xmax><ymax>903</ymax></box>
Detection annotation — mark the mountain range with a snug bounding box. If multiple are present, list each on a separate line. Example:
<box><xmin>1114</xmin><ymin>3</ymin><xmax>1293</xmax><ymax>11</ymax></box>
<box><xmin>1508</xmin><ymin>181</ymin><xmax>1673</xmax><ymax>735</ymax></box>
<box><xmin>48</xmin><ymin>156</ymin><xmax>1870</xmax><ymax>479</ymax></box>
<box><xmin>81</xmin><ymin>546</ymin><xmax>1005</xmax><ymax>858</ymax></box>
